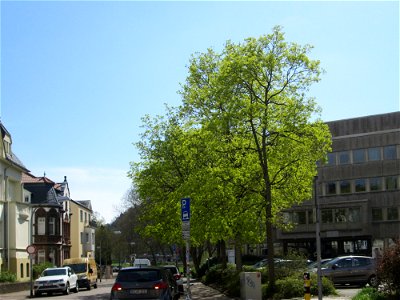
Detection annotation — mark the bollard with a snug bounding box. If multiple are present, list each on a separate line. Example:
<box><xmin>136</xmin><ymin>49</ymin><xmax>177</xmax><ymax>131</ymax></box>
<box><xmin>303</xmin><ymin>272</ymin><xmax>311</xmax><ymax>300</ymax></box>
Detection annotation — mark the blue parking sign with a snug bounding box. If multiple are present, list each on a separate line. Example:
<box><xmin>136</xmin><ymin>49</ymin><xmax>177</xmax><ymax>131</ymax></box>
<box><xmin>181</xmin><ymin>198</ymin><xmax>190</xmax><ymax>221</ymax></box>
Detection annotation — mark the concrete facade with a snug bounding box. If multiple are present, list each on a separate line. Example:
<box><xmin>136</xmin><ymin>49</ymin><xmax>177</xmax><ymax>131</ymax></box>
<box><xmin>276</xmin><ymin>111</ymin><xmax>400</xmax><ymax>259</ymax></box>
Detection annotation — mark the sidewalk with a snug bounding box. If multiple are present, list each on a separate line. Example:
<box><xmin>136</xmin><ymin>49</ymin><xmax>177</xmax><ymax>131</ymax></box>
<box><xmin>189</xmin><ymin>280</ymin><xmax>237</xmax><ymax>299</ymax></box>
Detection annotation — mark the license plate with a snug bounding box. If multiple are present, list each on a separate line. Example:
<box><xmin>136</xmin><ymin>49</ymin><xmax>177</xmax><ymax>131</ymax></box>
<box><xmin>130</xmin><ymin>289</ymin><xmax>147</xmax><ymax>294</ymax></box>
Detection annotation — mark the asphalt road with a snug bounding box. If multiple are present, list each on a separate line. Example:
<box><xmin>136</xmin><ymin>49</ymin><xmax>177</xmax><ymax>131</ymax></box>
<box><xmin>0</xmin><ymin>278</ymin><xmax>360</xmax><ymax>300</ymax></box>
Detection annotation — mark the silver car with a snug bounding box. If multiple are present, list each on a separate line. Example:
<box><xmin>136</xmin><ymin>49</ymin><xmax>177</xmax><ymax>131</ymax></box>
<box><xmin>320</xmin><ymin>255</ymin><xmax>377</xmax><ymax>287</ymax></box>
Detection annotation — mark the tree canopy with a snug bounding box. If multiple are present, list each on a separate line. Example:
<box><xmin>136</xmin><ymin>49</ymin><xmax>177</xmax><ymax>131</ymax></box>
<box><xmin>129</xmin><ymin>26</ymin><xmax>331</xmax><ymax>289</ymax></box>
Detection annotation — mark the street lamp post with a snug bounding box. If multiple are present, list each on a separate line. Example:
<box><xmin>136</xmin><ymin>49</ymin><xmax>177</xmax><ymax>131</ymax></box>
<box><xmin>130</xmin><ymin>242</ymin><xmax>136</xmax><ymax>265</ymax></box>
<box><xmin>97</xmin><ymin>243</ymin><xmax>102</xmax><ymax>283</ymax></box>
<box><xmin>314</xmin><ymin>176</ymin><xmax>322</xmax><ymax>300</ymax></box>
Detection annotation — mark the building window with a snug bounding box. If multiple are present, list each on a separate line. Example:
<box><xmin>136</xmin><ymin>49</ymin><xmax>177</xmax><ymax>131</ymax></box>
<box><xmin>20</xmin><ymin>263</ymin><xmax>24</xmax><ymax>278</ymax></box>
<box><xmin>387</xmin><ymin>207</ymin><xmax>399</xmax><ymax>221</ymax></box>
<box><xmin>26</xmin><ymin>263</ymin><xmax>29</xmax><ymax>278</ymax></box>
<box><xmin>340</xmin><ymin>180</ymin><xmax>351</xmax><ymax>194</ymax></box>
<box><xmin>334</xmin><ymin>209</ymin><xmax>347</xmax><ymax>222</ymax></box>
<box><xmin>38</xmin><ymin>217</ymin><xmax>45</xmax><ymax>235</ymax></box>
<box><xmin>370</xmin><ymin>177</ymin><xmax>382</xmax><ymax>191</ymax></box>
<box><xmin>348</xmin><ymin>207</ymin><xmax>361</xmax><ymax>222</ymax></box>
<box><xmin>291</xmin><ymin>211</ymin><xmax>306</xmax><ymax>225</ymax></box>
<box><xmin>327</xmin><ymin>153</ymin><xmax>336</xmax><ymax>166</ymax></box>
<box><xmin>383</xmin><ymin>145</ymin><xmax>397</xmax><ymax>160</ymax></box>
<box><xmin>85</xmin><ymin>212</ymin><xmax>87</xmax><ymax>223</ymax></box>
<box><xmin>322</xmin><ymin>209</ymin><xmax>333</xmax><ymax>223</ymax></box>
<box><xmin>48</xmin><ymin>217</ymin><xmax>55</xmax><ymax>235</ymax></box>
<box><xmin>38</xmin><ymin>250</ymin><xmax>45</xmax><ymax>264</ymax></box>
<box><xmin>385</xmin><ymin>176</ymin><xmax>398</xmax><ymax>190</ymax></box>
<box><xmin>307</xmin><ymin>210</ymin><xmax>314</xmax><ymax>224</ymax></box>
<box><xmin>326</xmin><ymin>182</ymin><xmax>336</xmax><ymax>195</ymax></box>
<box><xmin>355</xmin><ymin>179</ymin><xmax>366</xmax><ymax>192</ymax></box>
<box><xmin>80</xmin><ymin>210</ymin><xmax>83</xmax><ymax>222</ymax></box>
<box><xmin>372</xmin><ymin>208</ymin><xmax>383</xmax><ymax>221</ymax></box>
<box><xmin>368</xmin><ymin>147</ymin><xmax>381</xmax><ymax>161</ymax></box>
<box><xmin>353</xmin><ymin>149</ymin><xmax>366</xmax><ymax>164</ymax></box>
<box><xmin>338</xmin><ymin>151</ymin><xmax>350</xmax><ymax>164</ymax></box>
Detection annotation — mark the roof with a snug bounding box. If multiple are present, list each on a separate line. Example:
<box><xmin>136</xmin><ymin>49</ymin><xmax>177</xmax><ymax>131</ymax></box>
<box><xmin>23</xmin><ymin>173</ymin><xmax>65</xmax><ymax>207</ymax></box>
<box><xmin>0</xmin><ymin>122</ymin><xmax>29</xmax><ymax>172</ymax></box>
<box><xmin>22</xmin><ymin>173</ymin><xmax>55</xmax><ymax>184</ymax></box>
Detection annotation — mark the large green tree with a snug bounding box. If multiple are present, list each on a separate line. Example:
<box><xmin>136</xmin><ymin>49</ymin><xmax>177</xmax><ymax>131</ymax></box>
<box><xmin>180</xmin><ymin>26</ymin><xmax>331</xmax><ymax>290</ymax></box>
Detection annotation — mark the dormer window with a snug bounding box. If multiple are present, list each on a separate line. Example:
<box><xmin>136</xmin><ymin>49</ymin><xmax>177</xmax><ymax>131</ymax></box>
<box><xmin>4</xmin><ymin>140</ymin><xmax>10</xmax><ymax>154</ymax></box>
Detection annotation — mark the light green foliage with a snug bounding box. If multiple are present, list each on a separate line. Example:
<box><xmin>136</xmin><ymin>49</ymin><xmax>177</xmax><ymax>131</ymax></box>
<box><xmin>129</xmin><ymin>26</ymin><xmax>331</xmax><ymax>283</ymax></box>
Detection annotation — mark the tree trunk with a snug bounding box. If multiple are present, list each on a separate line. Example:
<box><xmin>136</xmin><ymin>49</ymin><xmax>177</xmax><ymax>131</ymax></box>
<box><xmin>235</xmin><ymin>240</ymin><xmax>243</xmax><ymax>271</ymax></box>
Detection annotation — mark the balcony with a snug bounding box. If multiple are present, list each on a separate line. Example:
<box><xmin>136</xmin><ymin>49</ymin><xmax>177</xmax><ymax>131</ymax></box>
<box><xmin>33</xmin><ymin>234</ymin><xmax>62</xmax><ymax>244</ymax></box>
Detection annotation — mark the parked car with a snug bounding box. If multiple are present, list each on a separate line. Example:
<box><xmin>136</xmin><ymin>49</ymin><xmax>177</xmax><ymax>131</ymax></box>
<box><xmin>319</xmin><ymin>255</ymin><xmax>377</xmax><ymax>286</ymax></box>
<box><xmin>163</xmin><ymin>265</ymin><xmax>184</xmax><ymax>296</ymax></box>
<box><xmin>308</xmin><ymin>258</ymin><xmax>333</xmax><ymax>271</ymax></box>
<box><xmin>133</xmin><ymin>258</ymin><xmax>151</xmax><ymax>268</ymax></box>
<box><xmin>33</xmin><ymin>266</ymin><xmax>79</xmax><ymax>297</ymax></box>
<box><xmin>110</xmin><ymin>267</ymin><xmax>180</xmax><ymax>300</ymax></box>
<box><xmin>113</xmin><ymin>265</ymin><xmax>121</xmax><ymax>273</ymax></box>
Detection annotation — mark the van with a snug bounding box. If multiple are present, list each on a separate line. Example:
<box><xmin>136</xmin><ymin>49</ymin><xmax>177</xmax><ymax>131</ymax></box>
<box><xmin>63</xmin><ymin>257</ymin><xmax>98</xmax><ymax>290</ymax></box>
<box><xmin>133</xmin><ymin>258</ymin><xmax>151</xmax><ymax>268</ymax></box>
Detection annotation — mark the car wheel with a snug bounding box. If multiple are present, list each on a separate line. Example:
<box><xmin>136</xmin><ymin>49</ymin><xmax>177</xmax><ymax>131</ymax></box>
<box><xmin>74</xmin><ymin>283</ymin><xmax>79</xmax><ymax>293</ymax></box>
<box><xmin>368</xmin><ymin>275</ymin><xmax>378</xmax><ymax>287</ymax></box>
<box><xmin>94</xmin><ymin>282</ymin><xmax>97</xmax><ymax>288</ymax></box>
<box><xmin>34</xmin><ymin>291</ymin><xmax>41</xmax><ymax>297</ymax></box>
<box><xmin>64</xmin><ymin>282</ymin><xmax>70</xmax><ymax>295</ymax></box>
<box><xmin>87</xmin><ymin>282</ymin><xmax>91</xmax><ymax>290</ymax></box>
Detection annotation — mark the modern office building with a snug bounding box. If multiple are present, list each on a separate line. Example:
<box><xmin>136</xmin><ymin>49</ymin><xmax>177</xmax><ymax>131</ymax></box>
<box><xmin>276</xmin><ymin>111</ymin><xmax>400</xmax><ymax>258</ymax></box>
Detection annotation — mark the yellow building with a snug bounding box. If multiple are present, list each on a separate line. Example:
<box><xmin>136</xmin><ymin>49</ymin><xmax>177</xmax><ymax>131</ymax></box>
<box><xmin>69</xmin><ymin>200</ymin><xmax>95</xmax><ymax>258</ymax></box>
<box><xmin>0</xmin><ymin>122</ymin><xmax>31</xmax><ymax>281</ymax></box>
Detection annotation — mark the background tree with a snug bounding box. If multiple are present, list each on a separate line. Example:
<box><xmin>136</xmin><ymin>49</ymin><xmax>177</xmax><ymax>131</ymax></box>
<box><xmin>180</xmin><ymin>26</ymin><xmax>331</xmax><ymax>291</ymax></box>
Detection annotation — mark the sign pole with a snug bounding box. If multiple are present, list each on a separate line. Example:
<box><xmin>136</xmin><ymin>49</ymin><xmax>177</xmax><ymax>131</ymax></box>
<box><xmin>185</xmin><ymin>240</ymin><xmax>191</xmax><ymax>300</ymax></box>
<box><xmin>26</xmin><ymin>245</ymin><xmax>37</xmax><ymax>298</ymax></box>
<box><xmin>181</xmin><ymin>198</ymin><xmax>191</xmax><ymax>300</ymax></box>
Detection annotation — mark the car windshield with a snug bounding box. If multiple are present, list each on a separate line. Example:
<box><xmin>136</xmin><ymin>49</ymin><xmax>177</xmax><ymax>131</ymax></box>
<box><xmin>43</xmin><ymin>269</ymin><xmax>66</xmax><ymax>276</ymax></box>
<box><xmin>164</xmin><ymin>267</ymin><xmax>178</xmax><ymax>275</ymax></box>
<box><xmin>117</xmin><ymin>270</ymin><xmax>161</xmax><ymax>282</ymax></box>
<box><xmin>309</xmin><ymin>259</ymin><xmax>332</xmax><ymax>269</ymax></box>
<box><xmin>64</xmin><ymin>263</ymin><xmax>87</xmax><ymax>273</ymax></box>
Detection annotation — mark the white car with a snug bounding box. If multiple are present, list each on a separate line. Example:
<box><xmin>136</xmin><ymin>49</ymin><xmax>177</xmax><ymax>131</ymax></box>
<box><xmin>34</xmin><ymin>267</ymin><xmax>79</xmax><ymax>297</ymax></box>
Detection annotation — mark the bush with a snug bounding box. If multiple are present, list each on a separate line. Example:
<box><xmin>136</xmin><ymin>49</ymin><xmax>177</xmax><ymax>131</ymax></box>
<box><xmin>262</xmin><ymin>272</ymin><xmax>336</xmax><ymax>299</ymax></box>
<box><xmin>33</xmin><ymin>262</ymin><xmax>54</xmax><ymax>279</ymax></box>
<box><xmin>352</xmin><ymin>287</ymin><xmax>386</xmax><ymax>300</ymax></box>
<box><xmin>0</xmin><ymin>270</ymin><xmax>17</xmax><ymax>282</ymax></box>
<box><xmin>202</xmin><ymin>263</ymin><xmax>241</xmax><ymax>298</ymax></box>
<box><xmin>377</xmin><ymin>240</ymin><xmax>400</xmax><ymax>296</ymax></box>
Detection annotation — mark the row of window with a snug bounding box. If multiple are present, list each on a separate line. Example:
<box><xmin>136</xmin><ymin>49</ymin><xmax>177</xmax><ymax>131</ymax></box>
<box><xmin>80</xmin><ymin>210</ymin><xmax>91</xmax><ymax>223</ymax></box>
<box><xmin>323</xmin><ymin>175</ymin><xmax>399</xmax><ymax>196</ymax></box>
<box><xmin>326</xmin><ymin>145</ymin><xmax>397</xmax><ymax>166</ymax></box>
<box><xmin>372</xmin><ymin>207</ymin><xmax>399</xmax><ymax>222</ymax></box>
<box><xmin>0</xmin><ymin>263</ymin><xmax>30</xmax><ymax>278</ymax></box>
<box><xmin>285</xmin><ymin>206</ymin><xmax>400</xmax><ymax>225</ymax></box>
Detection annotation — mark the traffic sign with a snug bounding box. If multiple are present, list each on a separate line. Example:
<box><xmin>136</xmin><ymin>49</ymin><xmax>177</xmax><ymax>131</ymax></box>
<box><xmin>181</xmin><ymin>198</ymin><xmax>190</xmax><ymax>222</ymax></box>
<box><xmin>26</xmin><ymin>244</ymin><xmax>37</xmax><ymax>255</ymax></box>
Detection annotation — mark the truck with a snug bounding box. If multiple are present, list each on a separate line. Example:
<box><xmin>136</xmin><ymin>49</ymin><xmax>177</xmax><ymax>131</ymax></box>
<box><xmin>63</xmin><ymin>257</ymin><xmax>98</xmax><ymax>290</ymax></box>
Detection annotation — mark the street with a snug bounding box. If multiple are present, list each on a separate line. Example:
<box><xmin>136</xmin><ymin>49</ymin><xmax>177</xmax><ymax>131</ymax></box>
<box><xmin>0</xmin><ymin>279</ymin><xmax>115</xmax><ymax>300</ymax></box>
<box><xmin>0</xmin><ymin>278</ymin><xmax>361</xmax><ymax>300</ymax></box>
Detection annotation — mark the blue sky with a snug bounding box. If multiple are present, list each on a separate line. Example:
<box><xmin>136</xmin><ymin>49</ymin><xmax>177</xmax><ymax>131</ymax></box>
<box><xmin>1</xmin><ymin>1</ymin><xmax>399</xmax><ymax>223</ymax></box>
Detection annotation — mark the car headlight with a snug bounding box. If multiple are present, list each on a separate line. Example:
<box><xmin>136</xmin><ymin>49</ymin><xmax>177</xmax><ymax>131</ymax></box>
<box><xmin>79</xmin><ymin>274</ymin><xmax>88</xmax><ymax>280</ymax></box>
<box><xmin>55</xmin><ymin>279</ymin><xmax>65</xmax><ymax>284</ymax></box>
